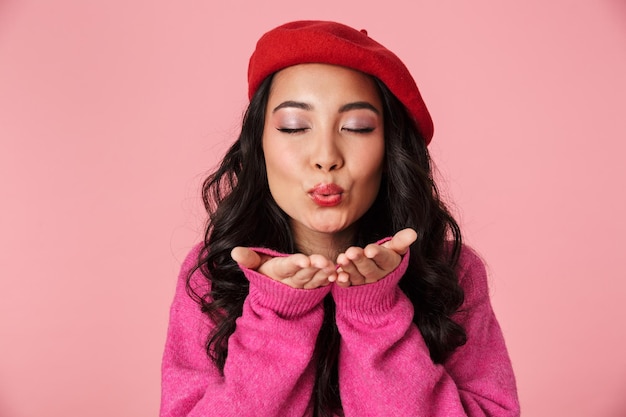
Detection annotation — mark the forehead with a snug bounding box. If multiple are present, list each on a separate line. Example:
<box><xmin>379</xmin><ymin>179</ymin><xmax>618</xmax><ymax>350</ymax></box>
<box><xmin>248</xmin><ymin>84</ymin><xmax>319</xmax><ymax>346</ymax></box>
<box><xmin>268</xmin><ymin>63</ymin><xmax>382</xmax><ymax>106</ymax></box>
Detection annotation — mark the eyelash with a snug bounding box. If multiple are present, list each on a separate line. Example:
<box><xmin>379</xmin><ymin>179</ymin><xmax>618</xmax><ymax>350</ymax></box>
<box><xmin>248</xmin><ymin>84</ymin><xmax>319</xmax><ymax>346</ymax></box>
<box><xmin>276</xmin><ymin>127</ymin><xmax>375</xmax><ymax>134</ymax></box>
<box><xmin>343</xmin><ymin>127</ymin><xmax>375</xmax><ymax>133</ymax></box>
<box><xmin>277</xmin><ymin>128</ymin><xmax>308</xmax><ymax>134</ymax></box>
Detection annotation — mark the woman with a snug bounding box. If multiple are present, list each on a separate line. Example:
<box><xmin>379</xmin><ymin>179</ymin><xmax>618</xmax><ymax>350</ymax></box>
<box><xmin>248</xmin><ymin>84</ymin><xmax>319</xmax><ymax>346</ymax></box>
<box><xmin>160</xmin><ymin>20</ymin><xmax>520</xmax><ymax>417</ymax></box>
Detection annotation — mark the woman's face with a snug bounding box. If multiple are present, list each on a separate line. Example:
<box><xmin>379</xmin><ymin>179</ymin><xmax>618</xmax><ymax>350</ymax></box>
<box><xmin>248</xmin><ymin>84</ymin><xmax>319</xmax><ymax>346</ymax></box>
<box><xmin>262</xmin><ymin>63</ymin><xmax>385</xmax><ymax>243</ymax></box>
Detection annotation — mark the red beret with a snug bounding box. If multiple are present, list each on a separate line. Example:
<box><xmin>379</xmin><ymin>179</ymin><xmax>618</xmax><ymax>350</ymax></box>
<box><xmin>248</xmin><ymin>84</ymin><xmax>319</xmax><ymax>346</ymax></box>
<box><xmin>247</xmin><ymin>20</ymin><xmax>434</xmax><ymax>144</ymax></box>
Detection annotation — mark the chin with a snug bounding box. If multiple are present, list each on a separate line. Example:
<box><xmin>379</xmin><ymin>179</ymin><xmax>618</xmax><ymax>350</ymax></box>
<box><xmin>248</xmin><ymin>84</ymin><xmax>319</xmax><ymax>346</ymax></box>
<box><xmin>310</xmin><ymin>222</ymin><xmax>353</xmax><ymax>235</ymax></box>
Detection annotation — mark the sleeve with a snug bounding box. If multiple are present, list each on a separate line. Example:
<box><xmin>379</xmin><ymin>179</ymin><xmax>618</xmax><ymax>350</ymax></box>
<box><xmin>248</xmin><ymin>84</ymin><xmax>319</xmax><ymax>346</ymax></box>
<box><xmin>330</xmin><ymin>245</ymin><xmax>520</xmax><ymax>417</ymax></box>
<box><xmin>160</xmin><ymin>245</ymin><xmax>331</xmax><ymax>417</ymax></box>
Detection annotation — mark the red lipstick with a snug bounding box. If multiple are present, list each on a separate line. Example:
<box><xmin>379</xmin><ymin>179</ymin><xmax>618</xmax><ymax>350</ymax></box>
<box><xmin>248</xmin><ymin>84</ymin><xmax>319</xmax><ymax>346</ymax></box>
<box><xmin>309</xmin><ymin>183</ymin><xmax>343</xmax><ymax>207</ymax></box>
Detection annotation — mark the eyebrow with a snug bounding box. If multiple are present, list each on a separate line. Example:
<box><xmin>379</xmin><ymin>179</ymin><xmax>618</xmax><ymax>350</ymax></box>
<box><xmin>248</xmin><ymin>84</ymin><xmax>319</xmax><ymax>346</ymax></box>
<box><xmin>338</xmin><ymin>101</ymin><xmax>380</xmax><ymax>115</ymax></box>
<box><xmin>272</xmin><ymin>101</ymin><xmax>312</xmax><ymax>113</ymax></box>
<box><xmin>272</xmin><ymin>100</ymin><xmax>380</xmax><ymax>114</ymax></box>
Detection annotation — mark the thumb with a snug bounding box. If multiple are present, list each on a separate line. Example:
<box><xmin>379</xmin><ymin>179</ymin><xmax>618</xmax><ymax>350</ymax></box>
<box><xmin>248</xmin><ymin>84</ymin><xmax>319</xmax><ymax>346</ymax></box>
<box><xmin>383</xmin><ymin>228</ymin><xmax>417</xmax><ymax>255</ymax></box>
<box><xmin>231</xmin><ymin>247</ymin><xmax>263</xmax><ymax>270</ymax></box>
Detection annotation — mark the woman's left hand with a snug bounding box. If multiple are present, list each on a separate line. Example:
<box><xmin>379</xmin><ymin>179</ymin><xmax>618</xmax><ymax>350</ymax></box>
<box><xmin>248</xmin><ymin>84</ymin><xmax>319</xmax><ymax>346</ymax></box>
<box><xmin>335</xmin><ymin>228</ymin><xmax>417</xmax><ymax>287</ymax></box>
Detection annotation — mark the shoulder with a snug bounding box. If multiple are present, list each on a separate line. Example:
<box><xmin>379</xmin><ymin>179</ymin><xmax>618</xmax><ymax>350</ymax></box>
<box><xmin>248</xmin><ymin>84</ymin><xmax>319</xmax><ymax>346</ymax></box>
<box><xmin>455</xmin><ymin>244</ymin><xmax>491</xmax><ymax>306</ymax></box>
<box><xmin>180</xmin><ymin>242</ymin><xmax>204</xmax><ymax>274</ymax></box>
<box><xmin>456</xmin><ymin>244</ymin><xmax>487</xmax><ymax>279</ymax></box>
<box><xmin>175</xmin><ymin>242</ymin><xmax>210</xmax><ymax>300</ymax></box>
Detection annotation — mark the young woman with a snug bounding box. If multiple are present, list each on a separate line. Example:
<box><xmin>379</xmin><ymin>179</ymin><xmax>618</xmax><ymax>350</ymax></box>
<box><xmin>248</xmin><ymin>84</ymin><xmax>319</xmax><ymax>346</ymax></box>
<box><xmin>160</xmin><ymin>20</ymin><xmax>520</xmax><ymax>417</ymax></box>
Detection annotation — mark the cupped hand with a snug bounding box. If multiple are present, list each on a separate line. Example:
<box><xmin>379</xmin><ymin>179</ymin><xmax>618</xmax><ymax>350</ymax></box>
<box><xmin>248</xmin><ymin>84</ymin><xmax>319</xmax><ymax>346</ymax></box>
<box><xmin>231</xmin><ymin>247</ymin><xmax>337</xmax><ymax>289</ymax></box>
<box><xmin>335</xmin><ymin>228</ymin><xmax>417</xmax><ymax>287</ymax></box>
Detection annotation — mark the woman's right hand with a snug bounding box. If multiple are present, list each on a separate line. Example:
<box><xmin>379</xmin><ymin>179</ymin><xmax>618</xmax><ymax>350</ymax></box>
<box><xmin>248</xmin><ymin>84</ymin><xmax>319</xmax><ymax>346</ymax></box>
<box><xmin>231</xmin><ymin>247</ymin><xmax>337</xmax><ymax>289</ymax></box>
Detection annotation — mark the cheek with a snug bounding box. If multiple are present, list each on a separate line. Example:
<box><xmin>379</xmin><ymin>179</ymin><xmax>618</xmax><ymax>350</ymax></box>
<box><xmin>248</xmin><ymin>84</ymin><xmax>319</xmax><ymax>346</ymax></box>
<box><xmin>263</xmin><ymin>139</ymin><xmax>302</xmax><ymax>192</ymax></box>
<box><xmin>359</xmin><ymin>145</ymin><xmax>385</xmax><ymax>201</ymax></box>
<box><xmin>357</xmin><ymin>142</ymin><xmax>385</xmax><ymax>180</ymax></box>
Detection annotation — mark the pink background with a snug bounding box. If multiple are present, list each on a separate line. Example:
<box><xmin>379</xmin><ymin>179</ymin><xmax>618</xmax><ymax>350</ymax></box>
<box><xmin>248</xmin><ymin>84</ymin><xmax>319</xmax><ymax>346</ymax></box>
<box><xmin>1</xmin><ymin>1</ymin><xmax>625</xmax><ymax>416</ymax></box>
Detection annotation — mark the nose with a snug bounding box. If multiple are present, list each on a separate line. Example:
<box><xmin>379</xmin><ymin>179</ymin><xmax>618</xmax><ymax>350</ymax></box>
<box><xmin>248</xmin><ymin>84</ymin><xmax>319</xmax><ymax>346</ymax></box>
<box><xmin>312</xmin><ymin>131</ymin><xmax>343</xmax><ymax>172</ymax></box>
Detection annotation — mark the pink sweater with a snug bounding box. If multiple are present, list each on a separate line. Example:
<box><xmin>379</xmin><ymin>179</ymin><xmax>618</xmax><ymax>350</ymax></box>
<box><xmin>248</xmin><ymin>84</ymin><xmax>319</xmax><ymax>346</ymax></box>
<box><xmin>160</xmin><ymin>244</ymin><xmax>520</xmax><ymax>416</ymax></box>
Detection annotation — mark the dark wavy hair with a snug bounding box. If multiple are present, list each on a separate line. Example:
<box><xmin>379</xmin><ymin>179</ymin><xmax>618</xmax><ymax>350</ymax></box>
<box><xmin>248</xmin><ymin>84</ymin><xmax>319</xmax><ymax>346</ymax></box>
<box><xmin>187</xmin><ymin>73</ymin><xmax>467</xmax><ymax>417</ymax></box>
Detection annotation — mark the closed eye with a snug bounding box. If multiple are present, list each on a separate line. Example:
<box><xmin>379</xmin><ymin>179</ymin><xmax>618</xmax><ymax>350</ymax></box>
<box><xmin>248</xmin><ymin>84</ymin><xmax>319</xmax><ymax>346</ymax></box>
<box><xmin>276</xmin><ymin>127</ymin><xmax>309</xmax><ymax>134</ymax></box>
<box><xmin>342</xmin><ymin>127</ymin><xmax>376</xmax><ymax>133</ymax></box>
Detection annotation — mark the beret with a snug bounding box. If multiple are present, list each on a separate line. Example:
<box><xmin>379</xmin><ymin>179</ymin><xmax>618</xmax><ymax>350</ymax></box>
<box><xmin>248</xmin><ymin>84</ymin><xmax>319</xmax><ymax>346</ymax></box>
<box><xmin>247</xmin><ymin>20</ymin><xmax>434</xmax><ymax>144</ymax></box>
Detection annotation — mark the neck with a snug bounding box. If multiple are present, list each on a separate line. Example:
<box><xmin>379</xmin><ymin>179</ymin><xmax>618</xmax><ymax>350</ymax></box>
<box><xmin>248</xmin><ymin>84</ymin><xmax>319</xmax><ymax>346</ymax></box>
<box><xmin>291</xmin><ymin>223</ymin><xmax>356</xmax><ymax>262</ymax></box>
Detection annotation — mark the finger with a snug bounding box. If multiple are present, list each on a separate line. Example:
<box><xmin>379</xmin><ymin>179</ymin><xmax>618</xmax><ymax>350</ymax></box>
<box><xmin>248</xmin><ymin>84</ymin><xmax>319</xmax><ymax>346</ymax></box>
<box><xmin>345</xmin><ymin>246</ymin><xmax>382</xmax><ymax>281</ymax></box>
<box><xmin>309</xmin><ymin>254</ymin><xmax>333</xmax><ymax>270</ymax></box>
<box><xmin>302</xmin><ymin>267</ymin><xmax>334</xmax><ymax>289</ymax></box>
<box><xmin>231</xmin><ymin>247</ymin><xmax>262</xmax><ymax>270</ymax></box>
<box><xmin>382</xmin><ymin>228</ymin><xmax>417</xmax><ymax>255</ymax></box>
<box><xmin>337</xmin><ymin>251</ymin><xmax>367</xmax><ymax>286</ymax></box>
<box><xmin>309</xmin><ymin>254</ymin><xmax>338</xmax><ymax>283</ymax></box>
<box><xmin>335</xmin><ymin>269</ymin><xmax>351</xmax><ymax>287</ymax></box>
<box><xmin>299</xmin><ymin>254</ymin><xmax>335</xmax><ymax>289</ymax></box>
<box><xmin>363</xmin><ymin>243</ymin><xmax>401</xmax><ymax>272</ymax></box>
<box><xmin>265</xmin><ymin>253</ymin><xmax>311</xmax><ymax>279</ymax></box>
<box><xmin>289</xmin><ymin>266</ymin><xmax>321</xmax><ymax>288</ymax></box>
<box><xmin>347</xmin><ymin>268</ymin><xmax>366</xmax><ymax>286</ymax></box>
<box><xmin>289</xmin><ymin>259</ymin><xmax>335</xmax><ymax>288</ymax></box>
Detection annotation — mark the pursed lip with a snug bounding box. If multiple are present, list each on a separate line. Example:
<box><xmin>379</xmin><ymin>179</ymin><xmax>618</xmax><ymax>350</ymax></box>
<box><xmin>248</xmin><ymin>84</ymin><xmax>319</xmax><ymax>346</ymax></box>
<box><xmin>308</xmin><ymin>183</ymin><xmax>344</xmax><ymax>207</ymax></box>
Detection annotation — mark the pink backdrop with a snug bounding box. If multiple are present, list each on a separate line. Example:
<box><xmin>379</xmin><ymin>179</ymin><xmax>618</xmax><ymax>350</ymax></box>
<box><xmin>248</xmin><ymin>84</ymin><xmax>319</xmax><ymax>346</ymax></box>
<box><xmin>1</xmin><ymin>1</ymin><xmax>625</xmax><ymax>416</ymax></box>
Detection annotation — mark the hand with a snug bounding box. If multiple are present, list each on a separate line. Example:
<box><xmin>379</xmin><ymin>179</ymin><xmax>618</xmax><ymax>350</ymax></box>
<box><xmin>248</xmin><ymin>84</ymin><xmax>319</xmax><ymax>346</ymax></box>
<box><xmin>231</xmin><ymin>247</ymin><xmax>337</xmax><ymax>289</ymax></box>
<box><xmin>335</xmin><ymin>228</ymin><xmax>417</xmax><ymax>287</ymax></box>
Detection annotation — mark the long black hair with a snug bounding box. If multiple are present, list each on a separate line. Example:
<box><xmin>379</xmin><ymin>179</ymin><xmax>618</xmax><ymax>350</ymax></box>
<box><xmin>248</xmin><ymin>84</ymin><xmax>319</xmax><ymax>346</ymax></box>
<box><xmin>187</xmin><ymin>73</ymin><xmax>466</xmax><ymax>417</ymax></box>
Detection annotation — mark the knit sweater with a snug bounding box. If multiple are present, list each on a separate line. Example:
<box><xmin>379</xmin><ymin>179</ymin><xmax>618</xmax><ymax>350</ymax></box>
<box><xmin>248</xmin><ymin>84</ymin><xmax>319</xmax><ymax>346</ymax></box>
<box><xmin>160</xmin><ymin>243</ymin><xmax>520</xmax><ymax>417</ymax></box>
